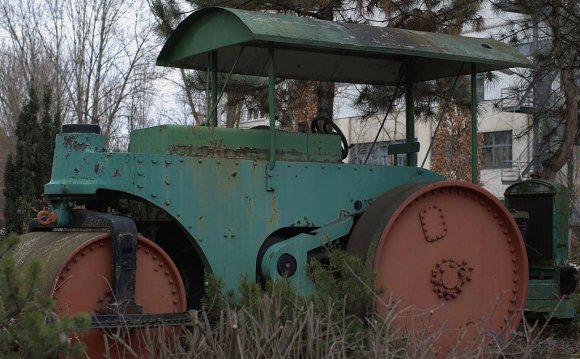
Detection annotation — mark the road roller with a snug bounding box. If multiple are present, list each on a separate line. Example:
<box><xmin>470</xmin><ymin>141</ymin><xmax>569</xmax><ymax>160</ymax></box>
<box><xmin>15</xmin><ymin>6</ymin><xmax>542</xmax><ymax>357</ymax></box>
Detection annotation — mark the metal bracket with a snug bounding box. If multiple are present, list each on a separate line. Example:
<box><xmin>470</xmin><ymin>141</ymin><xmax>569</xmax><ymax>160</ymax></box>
<box><xmin>260</xmin><ymin>216</ymin><xmax>353</xmax><ymax>295</ymax></box>
<box><xmin>68</xmin><ymin>210</ymin><xmax>142</xmax><ymax>314</ymax></box>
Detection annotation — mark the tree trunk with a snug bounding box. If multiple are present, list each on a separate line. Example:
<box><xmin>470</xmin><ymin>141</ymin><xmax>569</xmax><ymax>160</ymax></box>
<box><xmin>316</xmin><ymin>5</ymin><xmax>335</xmax><ymax>120</ymax></box>
<box><xmin>541</xmin><ymin>0</ymin><xmax>577</xmax><ymax>180</ymax></box>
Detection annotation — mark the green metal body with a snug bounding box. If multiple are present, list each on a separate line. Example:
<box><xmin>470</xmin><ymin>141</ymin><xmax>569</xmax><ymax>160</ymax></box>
<box><xmin>46</xmin><ymin>127</ymin><xmax>442</xmax><ymax>291</ymax></box>
<box><xmin>505</xmin><ymin>179</ymin><xmax>576</xmax><ymax>319</ymax></box>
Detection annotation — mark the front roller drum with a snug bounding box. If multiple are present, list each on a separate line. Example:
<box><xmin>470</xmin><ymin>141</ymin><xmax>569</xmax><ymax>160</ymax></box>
<box><xmin>17</xmin><ymin>231</ymin><xmax>187</xmax><ymax>358</ymax></box>
<box><xmin>347</xmin><ymin>181</ymin><xmax>528</xmax><ymax>355</ymax></box>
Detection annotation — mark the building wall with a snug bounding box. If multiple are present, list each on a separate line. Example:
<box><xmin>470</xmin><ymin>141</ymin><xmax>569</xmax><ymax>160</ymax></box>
<box><xmin>478</xmin><ymin>103</ymin><xmax>531</xmax><ymax>198</ymax></box>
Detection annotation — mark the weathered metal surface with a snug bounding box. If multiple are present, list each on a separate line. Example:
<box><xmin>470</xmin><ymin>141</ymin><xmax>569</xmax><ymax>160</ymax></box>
<box><xmin>347</xmin><ymin>181</ymin><xmax>528</xmax><ymax>355</ymax></box>
<box><xmin>44</xmin><ymin>130</ymin><xmax>443</xmax><ymax>290</ymax></box>
<box><xmin>129</xmin><ymin>125</ymin><xmax>342</xmax><ymax>162</ymax></box>
<box><xmin>505</xmin><ymin>179</ymin><xmax>569</xmax><ymax>266</ymax></box>
<box><xmin>48</xmin><ymin>132</ymin><xmax>133</xmax><ymax>196</ymax></box>
<box><xmin>157</xmin><ymin>7</ymin><xmax>531</xmax><ymax>85</ymax></box>
<box><xmin>17</xmin><ymin>231</ymin><xmax>186</xmax><ymax>358</ymax></box>
<box><xmin>527</xmin><ymin>278</ymin><xmax>576</xmax><ymax>319</ymax></box>
<box><xmin>260</xmin><ymin>216</ymin><xmax>355</xmax><ymax>294</ymax></box>
<box><xmin>504</xmin><ymin>179</ymin><xmax>576</xmax><ymax>319</ymax></box>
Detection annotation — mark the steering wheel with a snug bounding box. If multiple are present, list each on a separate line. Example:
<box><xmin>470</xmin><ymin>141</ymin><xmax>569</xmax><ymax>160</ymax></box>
<box><xmin>310</xmin><ymin>117</ymin><xmax>349</xmax><ymax>160</ymax></box>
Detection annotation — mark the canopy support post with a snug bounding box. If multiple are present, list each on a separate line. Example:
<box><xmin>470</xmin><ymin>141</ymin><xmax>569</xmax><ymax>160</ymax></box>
<box><xmin>405</xmin><ymin>63</ymin><xmax>415</xmax><ymax>166</ymax></box>
<box><xmin>210</xmin><ymin>51</ymin><xmax>218</xmax><ymax>127</ymax></box>
<box><xmin>471</xmin><ymin>63</ymin><xmax>478</xmax><ymax>184</ymax></box>
<box><xmin>268</xmin><ymin>47</ymin><xmax>276</xmax><ymax>171</ymax></box>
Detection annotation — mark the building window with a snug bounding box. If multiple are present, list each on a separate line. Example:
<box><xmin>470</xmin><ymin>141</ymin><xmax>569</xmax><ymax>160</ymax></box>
<box><xmin>349</xmin><ymin>140</ymin><xmax>413</xmax><ymax>166</ymax></box>
<box><xmin>242</xmin><ymin>108</ymin><xmax>262</xmax><ymax>122</ymax></box>
<box><xmin>482</xmin><ymin>131</ymin><xmax>512</xmax><ymax>169</ymax></box>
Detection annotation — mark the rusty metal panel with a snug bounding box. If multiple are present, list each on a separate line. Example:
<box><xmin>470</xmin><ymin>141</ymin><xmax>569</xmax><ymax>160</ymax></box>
<box><xmin>129</xmin><ymin>125</ymin><xmax>342</xmax><ymax>162</ymax></box>
<box><xmin>157</xmin><ymin>7</ymin><xmax>531</xmax><ymax>85</ymax></box>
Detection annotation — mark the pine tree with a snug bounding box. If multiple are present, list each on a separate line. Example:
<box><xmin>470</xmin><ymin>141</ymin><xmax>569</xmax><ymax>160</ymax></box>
<box><xmin>2</xmin><ymin>155</ymin><xmax>19</xmax><ymax>234</ymax></box>
<box><xmin>3</xmin><ymin>87</ymin><xmax>60</xmax><ymax>234</ymax></box>
<box><xmin>0</xmin><ymin>234</ymin><xmax>89</xmax><ymax>357</ymax></box>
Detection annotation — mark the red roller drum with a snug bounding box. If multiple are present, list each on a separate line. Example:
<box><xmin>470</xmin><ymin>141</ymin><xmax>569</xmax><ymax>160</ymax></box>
<box><xmin>348</xmin><ymin>181</ymin><xmax>528</xmax><ymax>355</ymax></box>
<box><xmin>17</xmin><ymin>231</ymin><xmax>187</xmax><ymax>358</ymax></box>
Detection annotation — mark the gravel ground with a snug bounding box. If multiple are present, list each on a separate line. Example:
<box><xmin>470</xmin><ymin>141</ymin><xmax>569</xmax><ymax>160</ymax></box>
<box><xmin>503</xmin><ymin>322</ymin><xmax>580</xmax><ymax>358</ymax></box>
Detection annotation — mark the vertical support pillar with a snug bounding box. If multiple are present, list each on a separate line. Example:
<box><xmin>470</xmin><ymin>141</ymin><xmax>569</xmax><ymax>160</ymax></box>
<box><xmin>471</xmin><ymin>63</ymin><xmax>478</xmax><ymax>184</ymax></box>
<box><xmin>405</xmin><ymin>63</ymin><xmax>415</xmax><ymax>166</ymax></box>
<box><xmin>206</xmin><ymin>55</ymin><xmax>211</xmax><ymax>123</ymax></box>
<box><xmin>268</xmin><ymin>47</ymin><xmax>276</xmax><ymax>171</ymax></box>
<box><xmin>210</xmin><ymin>51</ymin><xmax>218</xmax><ymax>127</ymax></box>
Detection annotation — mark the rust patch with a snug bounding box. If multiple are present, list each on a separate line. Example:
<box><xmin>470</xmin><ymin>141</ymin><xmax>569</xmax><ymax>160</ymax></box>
<box><xmin>169</xmin><ymin>144</ymin><xmax>303</xmax><ymax>160</ymax></box>
<box><xmin>63</xmin><ymin>135</ymin><xmax>89</xmax><ymax>151</ymax></box>
<box><xmin>112</xmin><ymin>169</ymin><xmax>121</xmax><ymax>177</ymax></box>
<box><xmin>269</xmin><ymin>193</ymin><xmax>279</xmax><ymax>226</ymax></box>
<box><xmin>94</xmin><ymin>163</ymin><xmax>100</xmax><ymax>174</ymax></box>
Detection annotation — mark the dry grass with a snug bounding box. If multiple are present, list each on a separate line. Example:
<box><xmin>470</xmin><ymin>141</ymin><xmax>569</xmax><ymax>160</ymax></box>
<box><xmin>94</xmin><ymin>294</ymin><xmax>574</xmax><ymax>359</ymax></box>
<box><xmin>87</xmin><ymin>249</ymin><xmax>580</xmax><ymax>359</ymax></box>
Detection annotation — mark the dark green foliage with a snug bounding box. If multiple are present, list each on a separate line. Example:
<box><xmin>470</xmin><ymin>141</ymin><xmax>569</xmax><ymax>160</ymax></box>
<box><xmin>3</xmin><ymin>86</ymin><xmax>60</xmax><ymax>234</ymax></box>
<box><xmin>308</xmin><ymin>248</ymin><xmax>379</xmax><ymax>318</ymax></box>
<box><xmin>0</xmin><ymin>233</ymin><xmax>89</xmax><ymax>358</ymax></box>
<box><xmin>203</xmin><ymin>247</ymin><xmax>377</xmax><ymax>320</ymax></box>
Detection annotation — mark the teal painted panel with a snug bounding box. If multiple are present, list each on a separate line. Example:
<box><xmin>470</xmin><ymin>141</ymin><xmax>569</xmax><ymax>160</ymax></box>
<box><xmin>129</xmin><ymin>125</ymin><xmax>342</xmax><ymax>162</ymax></box>
<box><xmin>45</xmin><ymin>132</ymin><xmax>443</xmax><ymax>289</ymax></box>
<box><xmin>47</xmin><ymin>133</ymin><xmax>134</xmax><ymax>195</ymax></box>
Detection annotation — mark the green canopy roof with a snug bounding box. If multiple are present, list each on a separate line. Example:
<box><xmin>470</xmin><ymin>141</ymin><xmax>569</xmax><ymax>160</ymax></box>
<box><xmin>157</xmin><ymin>7</ymin><xmax>531</xmax><ymax>85</ymax></box>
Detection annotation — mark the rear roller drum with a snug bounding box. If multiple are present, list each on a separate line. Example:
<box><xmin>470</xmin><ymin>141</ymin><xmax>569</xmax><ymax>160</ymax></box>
<box><xmin>347</xmin><ymin>181</ymin><xmax>528</xmax><ymax>355</ymax></box>
<box><xmin>16</xmin><ymin>231</ymin><xmax>187</xmax><ymax>358</ymax></box>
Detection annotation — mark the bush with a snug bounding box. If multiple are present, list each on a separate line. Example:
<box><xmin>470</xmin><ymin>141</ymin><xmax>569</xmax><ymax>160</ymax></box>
<box><xmin>0</xmin><ymin>233</ymin><xmax>89</xmax><ymax>358</ymax></box>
